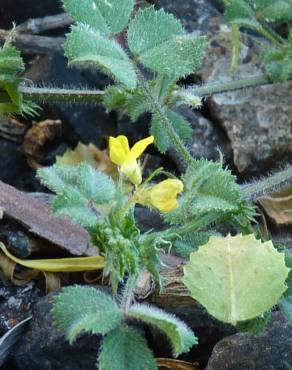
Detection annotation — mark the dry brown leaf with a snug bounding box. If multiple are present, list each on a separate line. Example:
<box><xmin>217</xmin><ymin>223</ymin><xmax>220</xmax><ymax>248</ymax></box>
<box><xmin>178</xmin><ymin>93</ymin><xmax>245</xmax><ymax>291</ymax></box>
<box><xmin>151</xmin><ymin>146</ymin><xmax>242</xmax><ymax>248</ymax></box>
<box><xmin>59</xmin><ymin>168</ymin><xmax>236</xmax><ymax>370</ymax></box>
<box><xmin>156</xmin><ymin>358</ymin><xmax>200</xmax><ymax>370</ymax></box>
<box><xmin>21</xmin><ymin>119</ymin><xmax>62</xmax><ymax>168</ymax></box>
<box><xmin>259</xmin><ymin>186</ymin><xmax>292</xmax><ymax>224</ymax></box>
<box><xmin>0</xmin><ymin>180</ymin><xmax>92</xmax><ymax>256</ymax></box>
<box><xmin>56</xmin><ymin>142</ymin><xmax>118</xmax><ymax>179</ymax></box>
<box><xmin>43</xmin><ymin>271</ymin><xmax>61</xmax><ymax>293</ymax></box>
<box><xmin>0</xmin><ymin>252</ymin><xmax>39</xmax><ymax>286</ymax></box>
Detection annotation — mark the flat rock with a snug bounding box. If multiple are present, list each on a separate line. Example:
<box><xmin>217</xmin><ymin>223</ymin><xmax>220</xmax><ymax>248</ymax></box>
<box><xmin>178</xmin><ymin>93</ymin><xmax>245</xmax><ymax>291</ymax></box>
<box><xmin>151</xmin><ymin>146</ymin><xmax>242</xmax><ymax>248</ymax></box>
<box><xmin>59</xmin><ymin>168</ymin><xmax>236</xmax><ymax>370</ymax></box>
<box><xmin>206</xmin><ymin>58</ymin><xmax>292</xmax><ymax>173</ymax></box>
<box><xmin>205</xmin><ymin>312</ymin><xmax>292</xmax><ymax>370</ymax></box>
<box><xmin>11</xmin><ymin>292</ymin><xmax>100</xmax><ymax>370</ymax></box>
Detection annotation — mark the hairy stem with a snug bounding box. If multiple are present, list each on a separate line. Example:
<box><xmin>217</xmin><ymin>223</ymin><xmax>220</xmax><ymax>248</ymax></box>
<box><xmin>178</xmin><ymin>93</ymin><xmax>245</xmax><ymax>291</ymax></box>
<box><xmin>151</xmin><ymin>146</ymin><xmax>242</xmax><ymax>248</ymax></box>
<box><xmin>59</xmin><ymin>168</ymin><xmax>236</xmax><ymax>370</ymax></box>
<box><xmin>120</xmin><ymin>274</ymin><xmax>137</xmax><ymax>314</ymax></box>
<box><xmin>19</xmin><ymin>85</ymin><xmax>104</xmax><ymax>104</ymax></box>
<box><xmin>189</xmin><ymin>73</ymin><xmax>272</xmax><ymax>97</ymax></box>
<box><xmin>241</xmin><ymin>166</ymin><xmax>292</xmax><ymax>201</ymax></box>
<box><xmin>136</xmin><ymin>68</ymin><xmax>193</xmax><ymax>165</ymax></box>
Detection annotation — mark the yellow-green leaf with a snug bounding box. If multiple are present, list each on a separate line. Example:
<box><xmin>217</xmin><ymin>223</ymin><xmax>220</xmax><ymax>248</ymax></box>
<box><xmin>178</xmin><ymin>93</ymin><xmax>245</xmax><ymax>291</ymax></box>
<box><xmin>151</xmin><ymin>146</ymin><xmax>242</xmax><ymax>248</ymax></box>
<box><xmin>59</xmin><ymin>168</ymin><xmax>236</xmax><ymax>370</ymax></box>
<box><xmin>0</xmin><ymin>242</ymin><xmax>104</xmax><ymax>272</ymax></box>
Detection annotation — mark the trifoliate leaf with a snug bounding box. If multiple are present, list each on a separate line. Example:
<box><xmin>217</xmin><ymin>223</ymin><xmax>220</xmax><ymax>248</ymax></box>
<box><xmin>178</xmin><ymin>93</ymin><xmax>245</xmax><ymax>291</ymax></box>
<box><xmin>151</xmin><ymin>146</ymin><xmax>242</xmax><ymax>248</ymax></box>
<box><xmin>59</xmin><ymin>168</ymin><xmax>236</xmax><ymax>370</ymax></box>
<box><xmin>183</xmin><ymin>234</ymin><xmax>290</xmax><ymax>324</ymax></box>
<box><xmin>225</xmin><ymin>0</ymin><xmax>263</xmax><ymax>32</ymax></box>
<box><xmin>129</xmin><ymin>304</ymin><xmax>197</xmax><ymax>357</ymax></box>
<box><xmin>151</xmin><ymin>109</ymin><xmax>192</xmax><ymax>153</ymax></box>
<box><xmin>254</xmin><ymin>0</ymin><xmax>292</xmax><ymax>22</ymax></box>
<box><xmin>98</xmin><ymin>326</ymin><xmax>158</xmax><ymax>370</ymax></box>
<box><xmin>128</xmin><ymin>7</ymin><xmax>205</xmax><ymax>78</ymax></box>
<box><xmin>64</xmin><ymin>23</ymin><xmax>136</xmax><ymax>88</ymax></box>
<box><xmin>52</xmin><ymin>286</ymin><xmax>122</xmax><ymax>344</ymax></box>
<box><xmin>62</xmin><ymin>0</ymin><xmax>134</xmax><ymax>35</ymax></box>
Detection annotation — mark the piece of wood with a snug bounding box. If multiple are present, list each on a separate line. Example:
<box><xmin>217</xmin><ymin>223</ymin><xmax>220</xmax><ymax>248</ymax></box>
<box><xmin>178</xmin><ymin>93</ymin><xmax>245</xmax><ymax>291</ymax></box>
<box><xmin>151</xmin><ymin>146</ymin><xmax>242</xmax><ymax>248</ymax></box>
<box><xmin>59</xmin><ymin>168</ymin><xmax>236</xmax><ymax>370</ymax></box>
<box><xmin>0</xmin><ymin>180</ymin><xmax>93</xmax><ymax>256</ymax></box>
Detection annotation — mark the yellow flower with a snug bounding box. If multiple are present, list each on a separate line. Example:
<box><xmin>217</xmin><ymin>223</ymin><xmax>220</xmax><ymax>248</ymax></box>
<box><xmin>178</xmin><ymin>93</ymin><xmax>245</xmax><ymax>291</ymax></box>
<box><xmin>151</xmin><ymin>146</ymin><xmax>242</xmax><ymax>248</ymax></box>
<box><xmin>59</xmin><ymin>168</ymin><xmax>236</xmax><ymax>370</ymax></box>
<box><xmin>109</xmin><ymin>135</ymin><xmax>154</xmax><ymax>185</ymax></box>
<box><xmin>136</xmin><ymin>179</ymin><xmax>184</xmax><ymax>212</ymax></box>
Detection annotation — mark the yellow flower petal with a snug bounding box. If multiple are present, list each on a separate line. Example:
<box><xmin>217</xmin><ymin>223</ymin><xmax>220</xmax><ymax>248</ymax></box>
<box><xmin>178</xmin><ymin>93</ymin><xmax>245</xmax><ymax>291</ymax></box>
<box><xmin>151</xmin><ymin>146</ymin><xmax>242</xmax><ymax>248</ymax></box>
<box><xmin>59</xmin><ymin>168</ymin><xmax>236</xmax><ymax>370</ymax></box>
<box><xmin>109</xmin><ymin>135</ymin><xmax>130</xmax><ymax>166</ymax></box>
<box><xmin>149</xmin><ymin>179</ymin><xmax>183</xmax><ymax>212</ymax></box>
<box><xmin>121</xmin><ymin>159</ymin><xmax>142</xmax><ymax>185</ymax></box>
<box><xmin>130</xmin><ymin>136</ymin><xmax>154</xmax><ymax>159</ymax></box>
<box><xmin>135</xmin><ymin>179</ymin><xmax>184</xmax><ymax>212</ymax></box>
<box><xmin>109</xmin><ymin>135</ymin><xmax>154</xmax><ymax>184</ymax></box>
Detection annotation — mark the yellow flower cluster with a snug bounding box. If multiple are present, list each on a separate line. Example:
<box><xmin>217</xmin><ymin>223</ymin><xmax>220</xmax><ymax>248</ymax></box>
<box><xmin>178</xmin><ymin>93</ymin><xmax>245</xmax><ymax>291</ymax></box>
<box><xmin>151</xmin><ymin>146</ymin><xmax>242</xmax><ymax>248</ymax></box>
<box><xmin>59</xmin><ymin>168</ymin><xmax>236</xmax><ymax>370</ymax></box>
<box><xmin>109</xmin><ymin>135</ymin><xmax>183</xmax><ymax>212</ymax></box>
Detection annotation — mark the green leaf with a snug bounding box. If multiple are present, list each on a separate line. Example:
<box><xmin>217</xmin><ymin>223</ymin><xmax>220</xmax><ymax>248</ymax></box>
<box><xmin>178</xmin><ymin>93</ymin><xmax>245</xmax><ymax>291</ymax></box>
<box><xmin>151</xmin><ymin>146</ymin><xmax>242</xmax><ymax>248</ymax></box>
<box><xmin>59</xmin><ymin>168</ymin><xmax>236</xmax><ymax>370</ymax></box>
<box><xmin>255</xmin><ymin>0</ymin><xmax>292</xmax><ymax>22</ymax></box>
<box><xmin>103</xmin><ymin>85</ymin><xmax>128</xmax><ymax>112</ymax></box>
<box><xmin>129</xmin><ymin>303</ymin><xmax>197</xmax><ymax>356</ymax></box>
<box><xmin>183</xmin><ymin>234</ymin><xmax>290</xmax><ymax>324</ymax></box>
<box><xmin>38</xmin><ymin>162</ymin><xmax>115</xmax><ymax>204</ymax></box>
<box><xmin>236</xmin><ymin>311</ymin><xmax>271</xmax><ymax>335</ymax></box>
<box><xmin>151</xmin><ymin>109</ymin><xmax>192</xmax><ymax>153</ymax></box>
<box><xmin>64</xmin><ymin>23</ymin><xmax>136</xmax><ymax>88</ymax></box>
<box><xmin>225</xmin><ymin>0</ymin><xmax>263</xmax><ymax>32</ymax></box>
<box><xmin>38</xmin><ymin>162</ymin><xmax>115</xmax><ymax>226</ymax></box>
<box><xmin>166</xmin><ymin>159</ymin><xmax>241</xmax><ymax>225</ymax></box>
<box><xmin>173</xmin><ymin>231</ymin><xmax>220</xmax><ymax>259</ymax></box>
<box><xmin>99</xmin><ymin>326</ymin><xmax>158</xmax><ymax>370</ymax></box>
<box><xmin>128</xmin><ymin>6</ymin><xmax>205</xmax><ymax>78</ymax></box>
<box><xmin>62</xmin><ymin>0</ymin><xmax>134</xmax><ymax>35</ymax></box>
<box><xmin>279</xmin><ymin>297</ymin><xmax>292</xmax><ymax>323</ymax></box>
<box><xmin>279</xmin><ymin>251</ymin><xmax>292</xmax><ymax>322</ymax></box>
<box><xmin>52</xmin><ymin>286</ymin><xmax>122</xmax><ymax>343</ymax></box>
<box><xmin>0</xmin><ymin>42</ymin><xmax>24</xmax><ymax>80</ymax></box>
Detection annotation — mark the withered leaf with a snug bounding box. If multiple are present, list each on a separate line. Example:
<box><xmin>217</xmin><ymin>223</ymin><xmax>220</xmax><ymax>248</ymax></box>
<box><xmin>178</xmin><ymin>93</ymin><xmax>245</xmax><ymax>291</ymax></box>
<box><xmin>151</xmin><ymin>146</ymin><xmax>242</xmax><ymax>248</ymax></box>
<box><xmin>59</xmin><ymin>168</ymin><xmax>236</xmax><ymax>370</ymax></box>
<box><xmin>156</xmin><ymin>358</ymin><xmax>199</xmax><ymax>370</ymax></box>
<box><xmin>0</xmin><ymin>180</ymin><xmax>92</xmax><ymax>256</ymax></box>
<box><xmin>259</xmin><ymin>186</ymin><xmax>292</xmax><ymax>225</ymax></box>
<box><xmin>56</xmin><ymin>141</ymin><xmax>118</xmax><ymax>179</ymax></box>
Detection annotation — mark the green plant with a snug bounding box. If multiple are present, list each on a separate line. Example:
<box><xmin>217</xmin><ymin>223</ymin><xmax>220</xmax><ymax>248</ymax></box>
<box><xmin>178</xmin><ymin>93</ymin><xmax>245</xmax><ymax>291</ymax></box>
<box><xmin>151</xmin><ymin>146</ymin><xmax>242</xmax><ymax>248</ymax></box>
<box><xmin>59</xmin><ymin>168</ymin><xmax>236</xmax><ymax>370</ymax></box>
<box><xmin>225</xmin><ymin>0</ymin><xmax>292</xmax><ymax>79</ymax></box>
<box><xmin>1</xmin><ymin>0</ymin><xmax>292</xmax><ymax>367</ymax></box>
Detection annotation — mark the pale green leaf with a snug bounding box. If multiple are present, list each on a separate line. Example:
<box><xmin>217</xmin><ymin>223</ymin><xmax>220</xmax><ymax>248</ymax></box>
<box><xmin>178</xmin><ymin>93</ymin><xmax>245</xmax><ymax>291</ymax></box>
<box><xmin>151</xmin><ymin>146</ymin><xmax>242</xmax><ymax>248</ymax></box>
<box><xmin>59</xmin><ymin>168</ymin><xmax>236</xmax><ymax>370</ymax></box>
<box><xmin>128</xmin><ymin>7</ymin><xmax>205</xmax><ymax>78</ymax></box>
<box><xmin>99</xmin><ymin>326</ymin><xmax>158</xmax><ymax>370</ymax></box>
<box><xmin>38</xmin><ymin>162</ymin><xmax>115</xmax><ymax>226</ymax></box>
<box><xmin>225</xmin><ymin>0</ymin><xmax>263</xmax><ymax>32</ymax></box>
<box><xmin>52</xmin><ymin>286</ymin><xmax>122</xmax><ymax>343</ymax></box>
<box><xmin>64</xmin><ymin>23</ymin><xmax>136</xmax><ymax>88</ymax></box>
<box><xmin>38</xmin><ymin>162</ymin><xmax>115</xmax><ymax>204</ymax></box>
<box><xmin>129</xmin><ymin>303</ymin><xmax>197</xmax><ymax>356</ymax></box>
<box><xmin>183</xmin><ymin>234</ymin><xmax>290</xmax><ymax>324</ymax></box>
<box><xmin>62</xmin><ymin>0</ymin><xmax>134</xmax><ymax>35</ymax></box>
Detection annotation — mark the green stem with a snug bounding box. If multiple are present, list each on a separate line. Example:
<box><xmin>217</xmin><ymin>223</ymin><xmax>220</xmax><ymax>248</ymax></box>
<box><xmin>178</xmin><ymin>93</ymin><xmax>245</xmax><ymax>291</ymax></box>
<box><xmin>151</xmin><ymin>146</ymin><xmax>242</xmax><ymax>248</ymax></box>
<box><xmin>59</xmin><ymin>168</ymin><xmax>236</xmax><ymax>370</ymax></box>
<box><xmin>135</xmin><ymin>68</ymin><xmax>193</xmax><ymax>165</ymax></box>
<box><xmin>120</xmin><ymin>274</ymin><xmax>137</xmax><ymax>314</ymax></box>
<box><xmin>240</xmin><ymin>166</ymin><xmax>292</xmax><ymax>201</ymax></box>
<box><xmin>189</xmin><ymin>73</ymin><xmax>272</xmax><ymax>97</ymax></box>
<box><xmin>19</xmin><ymin>85</ymin><xmax>104</xmax><ymax>104</ymax></box>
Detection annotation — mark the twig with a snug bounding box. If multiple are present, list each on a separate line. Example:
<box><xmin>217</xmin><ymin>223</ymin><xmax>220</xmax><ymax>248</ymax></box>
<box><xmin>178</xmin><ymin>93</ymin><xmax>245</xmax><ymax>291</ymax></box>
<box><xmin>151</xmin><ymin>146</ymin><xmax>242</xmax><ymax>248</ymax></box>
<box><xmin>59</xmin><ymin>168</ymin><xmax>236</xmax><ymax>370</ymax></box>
<box><xmin>16</xmin><ymin>13</ymin><xmax>73</xmax><ymax>34</ymax></box>
<box><xmin>0</xmin><ymin>29</ymin><xmax>64</xmax><ymax>54</ymax></box>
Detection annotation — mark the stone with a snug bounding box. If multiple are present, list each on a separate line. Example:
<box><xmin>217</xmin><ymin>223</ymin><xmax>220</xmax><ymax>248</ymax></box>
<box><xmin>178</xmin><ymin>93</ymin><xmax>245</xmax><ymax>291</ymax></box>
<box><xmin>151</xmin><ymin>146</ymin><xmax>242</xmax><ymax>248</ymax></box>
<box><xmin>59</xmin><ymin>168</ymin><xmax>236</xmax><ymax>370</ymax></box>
<box><xmin>0</xmin><ymin>279</ymin><xmax>41</xmax><ymax>336</ymax></box>
<box><xmin>205</xmin><ymin>312</ymin><xmax>292</xmax><ymax>370</ymax></box>
<box><xmin>11</xmin><ymin>293</ymin><xmax>100</xmax><ymax>370</ymax></box>
<box><xmin>206</xmin><ymin>58</ymin><xmax>292</xmax><ymax>173</ymax></box>
<box><xmin>149</xmin><ymin>303</ymin><xmax>236</xmax><ymax>368</ymax></box>
<box><xmin>167</xmin><ymin>106</ymin><xmax>232</xmax><ymax>171</ymax></box>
